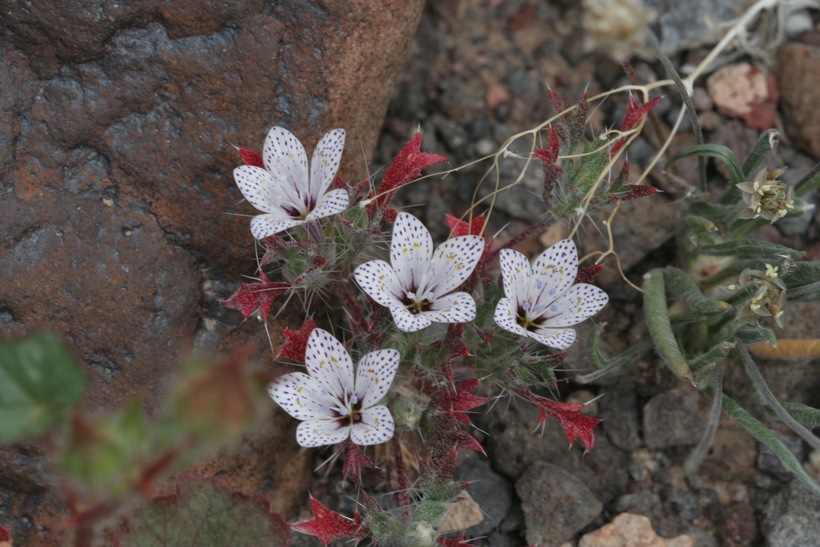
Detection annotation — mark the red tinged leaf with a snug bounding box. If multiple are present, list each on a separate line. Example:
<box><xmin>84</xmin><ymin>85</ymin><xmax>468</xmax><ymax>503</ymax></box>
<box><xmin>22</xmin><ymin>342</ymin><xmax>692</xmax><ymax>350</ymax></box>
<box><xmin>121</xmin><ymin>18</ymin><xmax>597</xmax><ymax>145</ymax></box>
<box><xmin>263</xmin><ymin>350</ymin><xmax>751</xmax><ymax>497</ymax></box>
<box><xmin>523</xmin><ymin>391</ymin><xmax>600</xmax><ymax>450</ymax></box>
<box><xmin>438</xmin><ymin>378</ymin><xmax>490</xmax><ymax>425</ymax></box>
<box><xmin>446</xmin><ymin>213</ymin><xmax>486</xmax><ymax>237</ymax></box>
<box><xmin>618</xmin><ymin>184</ymin><xmax>659</xmax><ymax>201</ymax></box>
<box><xmin>438</xmin><ymin>535</ymin><xmax>472</xmax><ymax>546</ymax></box>
<box><xmin>237</xmin><ymin>147</ymin><xmax>264</xmax><ymax>168</ymax></box>
<box><xmin>612</xmin><ymin>96</ymin><xmax>663</xmax><ymax>156</ymax></box>
<box><xmin>292</xmin><ymin>497</ymin><xmax>360</xmax><ymax>546</ymax></box>
<box><xmin>277</xmin><ymin>318</ymin><xmax>317</xmax><ymax>362</ymax></box>
<box><xmin>340</xmin><ymin>439</ymin><xmax>375</xmax><ymax>483</ymax></box>
<box><xmin>223</xmin><ymin>271</ymin><xmax>289</xmax><ymax>321</ymax></box>
<box><xmin>376</xmin><ymin>133</ymin><xmax>448</xmax><ymax>213</ymax></box>
<box><xmin>574</xmin><ymin>263</ymin><xmax>603</xmax><ymax>285</ymax></box>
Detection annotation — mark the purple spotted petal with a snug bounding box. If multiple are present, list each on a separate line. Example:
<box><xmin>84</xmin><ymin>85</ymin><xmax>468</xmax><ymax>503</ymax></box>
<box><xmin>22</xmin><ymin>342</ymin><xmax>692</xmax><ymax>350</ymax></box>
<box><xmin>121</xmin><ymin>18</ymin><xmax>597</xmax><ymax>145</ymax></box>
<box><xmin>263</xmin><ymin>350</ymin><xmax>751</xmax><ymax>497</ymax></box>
<box><xmin>499</xmin><ymin>249</ymin><xmax>531</xmax><ymax>308</ymax></box>
<box><xmin>306</xmin><ymin>188</ymin><xmax>349</xmax><ymax>221</ymax></box>
<box><xmin>250</xmin><ymin>215</ymin><xmax>303</xmax><ymax>239</ymax></box>
<box><xmin>390</xmin><ymin>213</ymin><xmax>433</xmax><ymax>292</ymax></box>
<box><xmin>263</xmin><ymin>126</ymin><xmax>309</xmax><ymax>198</ymax></box>
<box><xmin>296</xmin><ymin>419</ymin><xmax>350</xmax><ymax>447</ymax></box>
<box><xmin>354</xmin><ymin>260</ymin><xmax>404</xmax><ymax>307</ymax></box>
<box><xmin>538</xmin><ymin>283</ymin><xmax>609</xmax><ymax>328</ymax></box>
<box><xmin>494</xmin><ymin>296</ymin><xmax>528</xmax><ymax>337</ymax></box>
<box><xmin>355</xmin><ymin>349</ymin><xmax>400</xmax><ymax>408</ymax></box>
<box><xmin>528</xmin><ymin>326</ymin><xmax>576</xmax><ymax>350</ymax></box>
<box><xmin>390</xmin><ymin>305</ymin><xmax>433</xmax><ymax>332</ymax></box>
<box><xmin>309</xmin><ymin>128</ymin><xmax>345</xmax><ymax>199</ymax></box>
<box><xmin>423</xmin><ymin>235</ymin><xmax>484</xmax><ymax>297</ymax></box>
<box><xmin>350</xmin><ymin>405</ymin><xmax>394</xmax><ymax>445</ymax></box>
<box><xmin>304</xmin><ymin>329</ymin><xmax>354</xmax><ymax>400</ymax></box>
<box><xmin>423</xmin><ymin>292</ymin><xmax>476</xmax><ymax>324</ymax></box>
<box><xmin>268</xmin><ymin>372</ymin><xmax>331</xmax><ymax>421</ymax></box>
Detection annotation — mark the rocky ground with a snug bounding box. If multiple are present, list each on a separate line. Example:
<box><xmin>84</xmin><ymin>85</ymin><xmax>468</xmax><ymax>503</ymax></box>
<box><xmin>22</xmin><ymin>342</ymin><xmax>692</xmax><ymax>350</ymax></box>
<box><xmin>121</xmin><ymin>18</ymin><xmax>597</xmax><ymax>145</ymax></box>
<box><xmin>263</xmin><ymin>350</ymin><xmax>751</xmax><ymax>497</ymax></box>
<box><xmin>293</xmin><ymin>1</ymin><xmax>820</xmax><ymax>546</ymax></box>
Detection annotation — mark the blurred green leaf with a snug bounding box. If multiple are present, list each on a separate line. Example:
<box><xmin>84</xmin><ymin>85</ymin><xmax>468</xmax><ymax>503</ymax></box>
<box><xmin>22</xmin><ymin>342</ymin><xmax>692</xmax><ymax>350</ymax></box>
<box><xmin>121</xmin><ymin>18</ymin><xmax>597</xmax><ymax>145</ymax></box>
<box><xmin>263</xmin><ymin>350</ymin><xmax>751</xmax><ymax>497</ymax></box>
<box><xmin>61</xmin><ymin>399</ymin><xmax>150</xmax><ymax>494</ymax></box>
<box><xmin>0</xmin><ymin>333</ymin><xmax>87</xmax><ymax>442</ymax></box>
<box><xmin>741</xmin><ymin>130</ymin><xmax>779</xmax><ymax>177</ymax></box>
<box><xmin>125</xmin><ymin>473</ymin><xmax>291</xmax><ymax>546</ymax></box>
<box><xmin>783</xmin><ymin>402</ymin><xmax>820</xmax><ymax>428</ymax></box>
<box><xmin>697</xmin><ymin>240</ymin><xmax>803</xmax><ymax>259</ymax></box>
<box><xmin>782</xmin><ymin>261</ymin><xmax>820</xmax><ymax>301</ymax></box>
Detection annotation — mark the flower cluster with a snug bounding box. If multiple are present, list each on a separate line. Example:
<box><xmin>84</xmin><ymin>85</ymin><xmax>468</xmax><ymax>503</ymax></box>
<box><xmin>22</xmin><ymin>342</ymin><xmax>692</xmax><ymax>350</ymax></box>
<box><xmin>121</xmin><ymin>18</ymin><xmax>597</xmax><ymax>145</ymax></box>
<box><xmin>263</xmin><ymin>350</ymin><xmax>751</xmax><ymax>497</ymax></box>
<box><xmin>728</xmin><ymin>263</ymin><xmax>787</xmax><ymax>328</ymax></box>
<box><xmin>230</xmin><ymin>128</ymin><xmax>611</xmax><ymax>452</ymax></box>
<box><xmin>736</xmin><ymin>167</ymin><xmax>795</xmax><ymax>224</ymax></box>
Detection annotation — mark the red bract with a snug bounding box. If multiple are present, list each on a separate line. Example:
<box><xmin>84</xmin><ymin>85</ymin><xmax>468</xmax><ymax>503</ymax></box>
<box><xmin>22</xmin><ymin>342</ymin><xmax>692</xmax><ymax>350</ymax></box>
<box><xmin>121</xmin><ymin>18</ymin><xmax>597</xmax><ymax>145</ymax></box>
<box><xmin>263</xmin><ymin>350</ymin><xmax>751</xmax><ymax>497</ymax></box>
<box><xmin>438</xmin><ymin>378</ymin><xmax>490</xmax><ymax>426</ymax></box>
<box><xmin>237</xmin><ymin>147</ymin><xmax>264</xmax><ymax>168</ymax></box>
<box><xmin>292</xmin><ymin>497</ymin><xmax>361</xmax><ymax>546</ymax></box>
<box><xmin>534</xmin><ymin>127</ymin><xmax>564</xmax><ymax>207</ymax></box>
<box><xmin>0</xmin><ymin>524</ymin><xmax>11</xmax><ymax>543</ymax></box>
<box><xmin>445</xmin><ymin>213</ymin><xmax>486</xmax><ymax>237</ymax></box>
<box><xmin>374</xmin><ymin>133</ymin><xmax>448</xmax><ymax>221</ymax></box>
<box><xmin>437</xmin><ymin>536</ymin><xmax>472</xmax><ymax>546</ymax></box>
<box><xmin>618</xmin><ymin>184</ymin><xmax>659</xmax><ymax>201</ymax></box>
<box><xmin>574</xmin><ymin>263</ymin><xmax>603</xmax><ymax>285</ymax></box>
<box><xmin>611</xmin><ymin>96</ymin><xmax>663</xmax><ymax>156</ymax></box>
<box><xmin>523</xmin><ymin>391</ymin><xmax>600</xmax><ymax>450</ymax></box>
<box><xmin>223</xmin><ymin>271</ymin><xmax>290</xmax><ymax>321</ymax></box>
<box><xmin>277</xmin><ymin>318</ymin><xmax>317</xmax><ymax>362</ymax></box>
<box><xmin>341</xmin><ymin>439</ymin><xmax>375</xmax><ymax>483</ymax></box>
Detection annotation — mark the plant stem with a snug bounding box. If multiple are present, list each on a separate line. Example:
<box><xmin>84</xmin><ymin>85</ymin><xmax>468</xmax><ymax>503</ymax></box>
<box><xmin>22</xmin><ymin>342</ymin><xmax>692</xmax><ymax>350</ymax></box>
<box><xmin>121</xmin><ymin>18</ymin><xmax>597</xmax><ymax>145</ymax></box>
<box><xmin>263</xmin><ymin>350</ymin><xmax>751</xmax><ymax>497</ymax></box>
<box><xmin>487</xmin><ymin>217</ymin><xmax>551</xmax><ymax>263</ymax></box>
<box><xmin>685</xmin><ymin>364</ymin><xmax>723</xmax><ymax>476</ymax></box>
<box><xmin>736</xmin><ymin>345</ymin><xmax>820</xmax><ymax>449</ymax></box>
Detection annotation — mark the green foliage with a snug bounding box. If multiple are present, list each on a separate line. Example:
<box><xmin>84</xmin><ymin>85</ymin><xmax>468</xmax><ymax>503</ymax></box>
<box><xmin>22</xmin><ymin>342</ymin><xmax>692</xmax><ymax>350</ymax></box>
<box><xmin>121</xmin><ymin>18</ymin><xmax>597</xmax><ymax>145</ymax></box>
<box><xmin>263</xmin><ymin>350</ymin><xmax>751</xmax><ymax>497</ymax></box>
<box><xmin>0</xmin><ymin>332</ymin><xmax>86</xmax><ymax>442</ymax></box>
<box><xmin>125</xmin><ymin>473</ymin><xmax>291</xmax><ymax>546</ymax></box>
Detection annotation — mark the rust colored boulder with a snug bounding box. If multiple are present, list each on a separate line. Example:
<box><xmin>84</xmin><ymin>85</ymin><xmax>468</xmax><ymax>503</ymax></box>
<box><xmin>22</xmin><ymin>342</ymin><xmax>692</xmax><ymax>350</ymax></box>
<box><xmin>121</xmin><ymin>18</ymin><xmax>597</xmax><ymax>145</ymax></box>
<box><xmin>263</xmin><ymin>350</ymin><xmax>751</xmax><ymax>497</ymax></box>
<box><xmin>0</xmin><ymin>0</ymin><xmax>425</xmax><ymax>543</ymax></box>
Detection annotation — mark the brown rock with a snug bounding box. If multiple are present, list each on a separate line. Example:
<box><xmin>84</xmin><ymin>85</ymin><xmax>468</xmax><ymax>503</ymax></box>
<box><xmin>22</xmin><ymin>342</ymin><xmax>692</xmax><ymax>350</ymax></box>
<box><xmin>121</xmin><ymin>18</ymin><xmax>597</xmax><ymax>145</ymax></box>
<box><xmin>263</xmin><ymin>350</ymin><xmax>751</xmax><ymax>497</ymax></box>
<box><xmin>579</xmin><ymin>513</ymin><xmax>694</xmax><ymax>547</ymax></box>
<box><xmin>776</xmin><ymin>42</ymin><xmax>820</xmax><ymax>158</ymax></box>
<box><xmin>0</xmin><ymin>0</ymin><xmax>425</xmax><ymax>543</ymax></box>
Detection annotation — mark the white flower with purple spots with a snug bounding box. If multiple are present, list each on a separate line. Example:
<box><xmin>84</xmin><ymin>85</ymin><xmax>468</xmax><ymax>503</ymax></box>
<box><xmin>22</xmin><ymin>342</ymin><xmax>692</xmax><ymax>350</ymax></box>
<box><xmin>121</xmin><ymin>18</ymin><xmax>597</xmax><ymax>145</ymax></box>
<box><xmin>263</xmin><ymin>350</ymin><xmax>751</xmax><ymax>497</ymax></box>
<box><xmin>269</xmin><ymin>328</ymin><xmax>399</xmax><ymax>447</ymax></box>
<box><xmin>354</xmin><ymin>212</ymin><xmax>484</xmax><ymax>332</ymax></box>
<box><xmin>234</xmin><ymin>127</ymin><xmax>349</xmax><ymax>239</ymax></box>
<box><xmin>494</xmin><ymin>240</ymin><xmax>608</xmax><ymax>349</ymax></box>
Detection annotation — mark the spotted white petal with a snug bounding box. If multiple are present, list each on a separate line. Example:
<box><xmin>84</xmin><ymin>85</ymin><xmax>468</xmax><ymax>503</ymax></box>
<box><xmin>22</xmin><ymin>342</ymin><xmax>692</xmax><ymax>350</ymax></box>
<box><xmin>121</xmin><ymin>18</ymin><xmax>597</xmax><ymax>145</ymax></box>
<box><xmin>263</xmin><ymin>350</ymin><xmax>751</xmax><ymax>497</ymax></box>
<box><xmin>423</xmin><ymin>292</ymin><xmax>476</xmax><ymax>324</ymax></box>
<box><xmin>390</xmin><ymin>305</ymin><xmax>433</xmax><ymax>333</ymax></box>
<box><xmin>309</xmin><ymin>128</ymin><xmax>345</xmax><ymax>200</ymax></box>
<box><xmin>263</xmin><ymin>126</ymin><xmax>309</xmax><ymax>198</ymax></box>
<box><xmin>234</xmin><ymin>166</ymin><xmax>278</xmax><ymax>213</ymax></box>
<box><xmin>354</xmin><ymin>260</ymin><xmax>404</xmax><ymax>307</ymax></box>
<box><xmin>250</xmin><ymin>215</ymin><xmax>304</xmax><ymax>239</ymax></box>
<box><xmin>350</xmin><ymin>405</ymin><xmax>394</xmax><ymax>445</ymax></box>
<box><xmin>422</xmin><ymin>235</ymin><xmax>484</xmax><ymax>297</ymax></box>
<box><xmin>499</xmin><ymin>249</ymin><xmax>532</xmax><ymax>308</ymax></box>
<box><xmin>528</xmin><ymin>326</ymin><xmax>576</xmax><ymax>350</ymax></box>
<box><xmin>304</xmin><ymin>329</ymin><xmax>354</xmax><ymax>400</ymax></box>
<box><xmin>268</xmin><ymin>372</ymin><xmax>332</xmax><ymax>421</ymax></box>
<box><xmin>306</xmin><ymin>188</ymin><xmax>349</xmax><ymax>221</ymax></box>
<box><xmin>494</xmin><ymin>296</ymin><xmax>529</xmax><ymax>337</ymax></box>
<box><xmin>538</xmin><ymin>283</ymin><xmax>609</xmax><ymax>328</ymax></box>
<box><xmin>296</xmin><ymin>419</ymin><xmax>350</xmax><ymax>447</ymax></box>
<box><xmin>391</xmin><ymin>213</ymin><xmax>434</xmax><ymax>292</ymax></box>
<box><xmin>355</xmin><ymin>349</ymin><xmax>400</xmax><ymax>408</ymax></box>
<box><xmin>529</xmin><ymin>239</ymin><xmax>578</xmax><ymax>310</ymax></box>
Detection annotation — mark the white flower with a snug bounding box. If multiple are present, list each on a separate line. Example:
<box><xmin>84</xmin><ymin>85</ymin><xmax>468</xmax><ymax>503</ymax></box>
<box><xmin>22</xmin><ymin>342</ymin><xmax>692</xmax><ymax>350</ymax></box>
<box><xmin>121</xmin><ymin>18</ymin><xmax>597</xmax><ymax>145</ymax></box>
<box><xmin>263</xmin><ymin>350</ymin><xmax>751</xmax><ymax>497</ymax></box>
<box><xmin>234</xmin><ymin>127</ymin><xmax>349</xmax><ymax>239</ymax></box>
<box><xmin>494</xmin><ymin>240</ymin><xmax>608</xmax><ymax>349</ymax></box>
<box><xmin>354</xmin><ymin>212</ymin><xmax>484</xmax><ymax>332</ymax></box>
<box><xmin>269</xmin><ymin>328</ymin><xmax>399</xmax><ymax>447</ymax></box>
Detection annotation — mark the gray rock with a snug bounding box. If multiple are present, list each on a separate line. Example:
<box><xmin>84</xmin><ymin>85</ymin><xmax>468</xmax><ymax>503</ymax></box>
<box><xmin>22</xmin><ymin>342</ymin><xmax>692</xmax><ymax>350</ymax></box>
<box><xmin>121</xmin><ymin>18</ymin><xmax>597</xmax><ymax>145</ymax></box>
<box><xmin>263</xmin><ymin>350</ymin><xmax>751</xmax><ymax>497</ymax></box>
<box><xmin>757</xmin><ymin>431</ymin><xmax>807</xmax><ymax>482</ymax></box>
<box><xmin>645</xmin><ymin>0</ymin><xmax>758</xmax><ymax>55</ymax></box>
<box><xmin>613</xmin><ymin>490</ymin><xmax>661</xmax><ymax>516</ymax></box>
<box><xmin>642</xmin><ymin>389</ymin><xmax>705</xmax><ymax>449</ymax></box>
<box><xmin>762</xmin><ymin>481</ymin><xmax>820</xmax><ymax>546</ymax></box>
<box><xmin>516</xmin><ymin>462</ymin><xmax>602</xmax><ymax>546</ymax></box>
<box><xmin>599</xmin><ymin>385</ymin><xmax>643</xmax><ymax>451</ymax></box>
<box><xmin>456</xmin><ymin>454</ymin><xmax>515</xmax><ymax>537</ymax></box>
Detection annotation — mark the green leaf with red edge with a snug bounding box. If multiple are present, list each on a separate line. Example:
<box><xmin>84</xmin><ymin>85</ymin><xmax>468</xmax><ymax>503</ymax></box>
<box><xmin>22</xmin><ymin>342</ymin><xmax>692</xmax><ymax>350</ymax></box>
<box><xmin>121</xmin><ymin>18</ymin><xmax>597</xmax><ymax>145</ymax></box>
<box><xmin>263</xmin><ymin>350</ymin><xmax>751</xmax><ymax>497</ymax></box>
<box><xmin>0</xmin><ymin>333</ymin><xmax>87</xmax><ymax>442</ymax></box>
<box><xmin>292</xmin><ymin>497</ymin><xmax>361</xmax><ymax>546</ymax></box>
<box><xmin>223</xmin><ymin>271</ymin><xmax>290</xmax><ymax>321</ymax></box>
<box><xmin>277</xmin><ymin>319</ymin><xmax>317</xmax><ymax>362</ymax></box>
<box><xmin>375</xmin><ymin>133</ymin><xmax>448</xmax><ymax>215</ymax></box>
<box><xmin>524</xmin><ymin>391</ymin><xmax>600</xmax><ymax>450</ymax></box>
<box><xmin>124</xmin><ymin>473</ymin><xmax>290</xmax><ymax>546</ymax></box>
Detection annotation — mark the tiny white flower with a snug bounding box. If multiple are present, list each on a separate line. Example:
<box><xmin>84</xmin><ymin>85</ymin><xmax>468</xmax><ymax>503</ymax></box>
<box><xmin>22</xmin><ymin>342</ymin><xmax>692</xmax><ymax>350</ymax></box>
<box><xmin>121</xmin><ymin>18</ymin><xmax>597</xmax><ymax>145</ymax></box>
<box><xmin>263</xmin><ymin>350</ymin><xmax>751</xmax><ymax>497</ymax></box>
<box><xmin>354</xmin><ymin>212</ymin><xmax>484</xmax><ymax>332</ymax></box>
<box><xmin>234</xmin><ymin>127</ymin><xmax>349</xmax><ymax>239</ymax></box>
<box><xmin>494</xmin><ymin>240</ymin><xmax>608</xmax><ymax>350</ymax></box>
<box><xmin>269</xmin><ymin>328</ymin><xmax>399</xmax><ymax>447</ymax></box>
